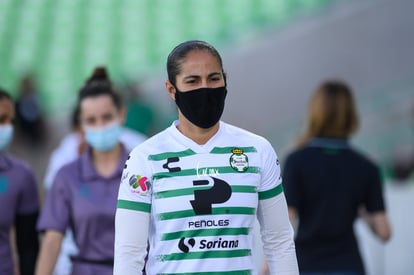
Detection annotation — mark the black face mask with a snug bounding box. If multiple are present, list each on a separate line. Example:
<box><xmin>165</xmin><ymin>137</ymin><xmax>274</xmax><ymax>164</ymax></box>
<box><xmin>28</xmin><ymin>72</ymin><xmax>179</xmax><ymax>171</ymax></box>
<box><xmin>174</xmin><ymin>86</ymin><xmax>227</xmax><ymax>129</ymax></box>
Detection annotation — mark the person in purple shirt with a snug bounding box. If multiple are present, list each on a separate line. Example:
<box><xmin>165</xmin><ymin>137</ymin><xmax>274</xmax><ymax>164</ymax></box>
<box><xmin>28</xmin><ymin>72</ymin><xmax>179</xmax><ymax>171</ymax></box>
<box><xmin>0</xmin><ymin>88</ymin><xmax>39</xmax><ymax>275</ymax></box>
<box><xmin>36</xmin><ymin>68</ymin><xmax>130</xmax><ymax>275</ymax></box>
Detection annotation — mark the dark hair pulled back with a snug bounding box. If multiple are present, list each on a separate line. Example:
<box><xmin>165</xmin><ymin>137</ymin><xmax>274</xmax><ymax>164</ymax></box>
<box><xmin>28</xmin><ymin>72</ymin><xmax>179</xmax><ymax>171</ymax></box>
<box><xmin>78</xmin><ymin>66</ymin><xmax>122</xmax><ymax>110</ymax></box>
<box><xmin>166</xmin><ymin>40</ymin><xmax>225</xmax><ymax>86</ymax></box>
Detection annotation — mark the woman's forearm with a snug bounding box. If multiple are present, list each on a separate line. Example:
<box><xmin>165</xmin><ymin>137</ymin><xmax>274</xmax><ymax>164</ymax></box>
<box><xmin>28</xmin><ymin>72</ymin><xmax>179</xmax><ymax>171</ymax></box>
<box><xmin>35</xmin><ymin>230</ymin><xmax>63</xmax><ymax>275</ymax></box>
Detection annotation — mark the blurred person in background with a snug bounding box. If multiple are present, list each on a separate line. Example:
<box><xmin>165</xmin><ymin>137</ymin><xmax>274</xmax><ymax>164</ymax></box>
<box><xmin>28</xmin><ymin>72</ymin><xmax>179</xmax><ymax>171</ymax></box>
<box><xmin>35</xmin><ymin>68</ymin><xmax>137</xmax><ymax>275</ymax></box>
<box><xmin>44</xmin><ymin>67</ymin><xmax>147</xmax><ymax>190</ymax></box>
<box><xmin>282</xmin><ymin>80</ymin><xmax>391</xmax><ymax>275</ymax></box>
<box><xmin>14</xmin><ymin>73</ymin><xmax>47</xmax><ymax>145</ymax></box>
<box><xmin>41</xmin><ymin>67</ymin><xmax>147</xmax><ymax>275</ymax></box>
<box><xmin>0</xmin><ymin>88</ymin><xmax>39</xmax><ymax>275</ymax></box>
<box><xmin>41</xmin><ymin>104</ymin><xmax>81</xmax><ymax>275</ymax></box>
<box><xmin>114</xmin><ymin>40</ymin><xmax>298</xmax><ymax>274</ymax></box>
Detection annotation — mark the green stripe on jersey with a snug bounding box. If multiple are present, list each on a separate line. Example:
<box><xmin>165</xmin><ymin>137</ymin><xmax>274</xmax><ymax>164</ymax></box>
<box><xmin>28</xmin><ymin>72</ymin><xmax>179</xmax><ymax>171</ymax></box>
<box><xmin>159</xmin><ymin>270</ymin><xmax>251</xmax><ymax>275</ymax></box>
<box><xmin>258</xmin><ymin>184</ymin><xmax>283</xmax><ymax>200</ymax></box>
<box><xmin>117</xmin><ymin>200</ymin><xmax>151</xmax><ymax>213</ymax></box>
<box><xmin>162</xmin><ymin>227</ymin><xmax>250</xmax><ymax>241</ymax></box>
<box><xmin>155</xmin><ymin>185</ymin><xmax>257</xmax><ymax>199</ymax></box>
<box><xmin>148</xmin><ymin>149</ymin><xmax>196</xmax><ymax>161</ymax></box>
<box><xmin>210</xmin><ymin>146</ymin><xmax>257</xmax><ymax>154</ymax></box>
<box><xmin>158</xmin><ymin>207</ymin><xmax>255</xmax><ymax>221</ymax></box>
<box><xmin>158</xmin><ymin>249</ymin><xmax>251</xmax><ymax>261</ymax></box>
<box><xmin>153</xmin><ymin>166</ymin><xmax>260</xmax><ymax>180</ymax></box>
<box><xmin>148</xmin><ymin>147</ymin><xmax>257</xmax><ymax>161</ymax></box>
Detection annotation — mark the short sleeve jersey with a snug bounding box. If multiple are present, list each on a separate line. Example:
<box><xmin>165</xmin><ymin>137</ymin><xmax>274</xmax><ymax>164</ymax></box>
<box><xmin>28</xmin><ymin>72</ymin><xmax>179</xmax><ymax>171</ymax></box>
<box><xmin>0</xmin><ymin>154</ymin><xmax>38</xmax><ymax>275</ymax></box>
<box><xmin>117</xmin><ymin>121</ymin><xmax>283</xmax><ymax>274</ymax></box>
<box><xmin>283</xmin><ymin>139</ymin><xmax>385</xmax><ymax>273</ymax></box>
<box><xmin>38</xmin><ymin>146</ymin><xmax>129</xmax><ymax>264</ymax></box>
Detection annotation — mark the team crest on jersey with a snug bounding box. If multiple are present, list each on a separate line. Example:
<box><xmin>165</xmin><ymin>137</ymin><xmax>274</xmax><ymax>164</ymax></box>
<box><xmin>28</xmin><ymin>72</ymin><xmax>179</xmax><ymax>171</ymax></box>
<box><xmin>229</xmin><ymin>148</ymin><xmax>249</xmax><ymax>172</ymax></box>
<box><xmin>129</xmin><ymin>175</ymin><xmax>151</xmax><ymax>196</ymax></box>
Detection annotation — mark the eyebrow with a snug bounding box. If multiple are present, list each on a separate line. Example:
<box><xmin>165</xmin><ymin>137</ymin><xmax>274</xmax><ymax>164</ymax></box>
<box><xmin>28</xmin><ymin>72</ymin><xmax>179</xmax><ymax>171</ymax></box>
<box><xmin>182</xmin><ymin>72</ymin><xmax>223</xmax><ymax>80</ymax></box>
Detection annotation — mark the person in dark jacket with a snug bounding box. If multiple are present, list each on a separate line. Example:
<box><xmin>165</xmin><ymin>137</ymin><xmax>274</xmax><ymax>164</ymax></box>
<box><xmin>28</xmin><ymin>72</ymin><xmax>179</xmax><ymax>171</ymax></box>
<box><xmin>283</xmin><ymin>80</ymin><xmax>391</xmax><ymax>275</ymax></box>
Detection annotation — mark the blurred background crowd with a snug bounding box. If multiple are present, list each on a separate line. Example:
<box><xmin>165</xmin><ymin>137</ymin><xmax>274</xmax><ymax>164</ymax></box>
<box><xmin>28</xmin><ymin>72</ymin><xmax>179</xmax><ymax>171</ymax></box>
<box><xmin>1</xmin><ymin>0</ymin><xmax>413</xmax><ymax>274</ymax></box>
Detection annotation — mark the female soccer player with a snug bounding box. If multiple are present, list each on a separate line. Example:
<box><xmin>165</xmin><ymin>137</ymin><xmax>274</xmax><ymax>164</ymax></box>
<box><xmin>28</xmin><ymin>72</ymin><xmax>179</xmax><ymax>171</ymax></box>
<box><xmin>114</xmin><ymin>40</ymin><xmax>298</xmax><ymax>274</ymax></box>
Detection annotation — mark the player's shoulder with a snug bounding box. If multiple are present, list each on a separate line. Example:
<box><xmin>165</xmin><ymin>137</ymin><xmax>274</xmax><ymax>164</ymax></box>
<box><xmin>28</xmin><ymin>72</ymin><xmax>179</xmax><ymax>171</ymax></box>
<box><xmin>128</xmin><ymin>126</ymin><xmax>171</xmax><ymax>156</ymax></box>
<box><xmin>3</xmin><ymin>154</ymin><xmax>34</xmax><ymax>175</ymax></box>
<box><xmin>347</xmin><ymin>147</ymin><xmax>380</xmax><ymax>171</ymax></box>
<box><xmin>0</xmin><ymin>154</ymin><xmax>37</xmax><ymax>188</ymax></box>
<box><xmin>221</xmin><ymin>121</ymin><xmax>272</xmax><ymax>148</ymax></box>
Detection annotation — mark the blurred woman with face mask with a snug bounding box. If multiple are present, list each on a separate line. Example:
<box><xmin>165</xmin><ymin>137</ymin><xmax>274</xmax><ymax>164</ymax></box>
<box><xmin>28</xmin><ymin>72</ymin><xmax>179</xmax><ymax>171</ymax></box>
<box><xmin>0</xmin><ymin>88</ymin><xmax>39</xmax><ymax>275</ymax></box>
<box><xmin>35</xmin><ymin>68</ymin><xmax>129</xmax><ymax>275</ymax></box>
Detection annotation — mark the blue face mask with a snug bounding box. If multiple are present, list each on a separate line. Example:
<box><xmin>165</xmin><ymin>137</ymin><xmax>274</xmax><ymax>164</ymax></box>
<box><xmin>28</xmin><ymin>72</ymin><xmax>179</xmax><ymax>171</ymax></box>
<box><xmin>0</xmin><ymin>124</ymin><xmax>13</xmax><ymax>151</ymax></box>
<box><xmin>84</xmin><ymin>122</ymin><xmax>123</xmax><ymax>152</ymax></box>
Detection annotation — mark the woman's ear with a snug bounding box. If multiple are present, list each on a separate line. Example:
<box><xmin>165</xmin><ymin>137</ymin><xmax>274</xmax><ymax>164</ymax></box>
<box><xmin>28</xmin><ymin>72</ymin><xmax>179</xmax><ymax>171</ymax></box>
<box><xmin>165</xmin><ymin>80</ymin><xmax>176</xmax><ymax>101</ymax></box>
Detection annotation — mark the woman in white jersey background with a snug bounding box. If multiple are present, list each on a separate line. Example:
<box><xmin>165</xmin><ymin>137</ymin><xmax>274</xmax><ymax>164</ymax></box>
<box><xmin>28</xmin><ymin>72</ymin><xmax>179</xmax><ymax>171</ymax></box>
<box><xmin>114</xmin><ymin>40</ymin><xmax>299</xmax><ymax>274</ymax></box>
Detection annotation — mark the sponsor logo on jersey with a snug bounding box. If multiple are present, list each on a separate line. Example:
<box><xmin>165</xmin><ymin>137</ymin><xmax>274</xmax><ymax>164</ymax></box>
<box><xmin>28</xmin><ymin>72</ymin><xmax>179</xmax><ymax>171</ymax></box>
<box><xmin>229</xmin><ymin>148</ymin><xmax>249</xmax><ymax>172</ymax></box>
<box><xmin>129</xmin><ymin>174</ymin><xmax>151</xmax><ymax>196</ymax></box>
<box><xmin>163</xmin><ymin>157</ymin><xmax>181</xmax><ymax>172</ymax></box>
<box><xmin>188</xmin><ymin>219</ymin><xmax>230</xmax><ymax>228</ymax></box>
<box><xmin>196</xmin><ymin>162</ymin><xmax>220</xmax><ymax>177</ymax></box>
<box><xmin>190</xmin><ymin>177</ymin><xmax>231</xmax><ymax>215</ymax></box>
<box><xmin>178</xmin><ymin>237</ymin><xmax>196</xmax><ymax>253</ymax></box>
<box><xmin>178</xmin><ymin>237</ymin><xmax>239</xmax><ymax>253</ymax></box>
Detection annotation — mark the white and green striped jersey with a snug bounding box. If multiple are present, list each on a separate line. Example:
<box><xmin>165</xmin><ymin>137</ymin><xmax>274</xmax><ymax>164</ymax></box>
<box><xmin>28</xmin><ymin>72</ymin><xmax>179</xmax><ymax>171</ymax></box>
<box><xmin>117</xmin><ymin>121</ymin><xmax>284</xmax><ymax>274</ymax></box>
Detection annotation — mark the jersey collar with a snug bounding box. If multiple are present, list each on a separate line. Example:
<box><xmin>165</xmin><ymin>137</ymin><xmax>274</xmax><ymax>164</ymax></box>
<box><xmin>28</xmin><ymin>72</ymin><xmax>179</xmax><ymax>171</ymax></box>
<box><xmin>308</xmin><ymin>137</ymin><xmax>350</xmax><ymax>149</ymax></box>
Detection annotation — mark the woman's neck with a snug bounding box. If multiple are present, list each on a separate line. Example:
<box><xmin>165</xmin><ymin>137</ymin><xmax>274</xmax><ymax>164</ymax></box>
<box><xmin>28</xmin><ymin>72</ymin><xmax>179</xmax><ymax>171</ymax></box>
<box><xmin>177</xmin><ymin>116</ymin><xmax>219</xmax><ymax>145</ymax></box>
<box><xmin>91</xmin><ymin>143</ymin><xmax>122</xmax><ymax>177</ymax></box>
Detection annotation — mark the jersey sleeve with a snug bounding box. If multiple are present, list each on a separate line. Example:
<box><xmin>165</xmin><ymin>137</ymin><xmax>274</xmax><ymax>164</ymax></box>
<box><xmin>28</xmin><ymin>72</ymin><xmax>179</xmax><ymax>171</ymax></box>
<box><xmin>114</xmin><ymin>147</ymin><xmax>152</xmax><ymax>274</ymax></box>
<box><xmin>257</xmin><ymin>142</ymin><xmax>299</xmax><ymax>274</ymax></box>
<box><xmin>364</xmin><ymin>164</ymin><xmax>386</xmax><ymax>212</ymax></box>
<box><xmin>37</xmin><ymin>167</ymin><xmax>71</xmax><ymax>233</ymax></box>
<box><xmin>257</xmin><ymin>194</ymin><xmax>299</xmax><ymax>274</ymax></box>
<box><xmin>257</xmin><ymin>140</ymin><xmax>284</xmax><ymax>200</ymax></box>
<box><xmin>117</xmin><ymin>148</ymin><xmax>153</xmax><ymax>213</ymax></box>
